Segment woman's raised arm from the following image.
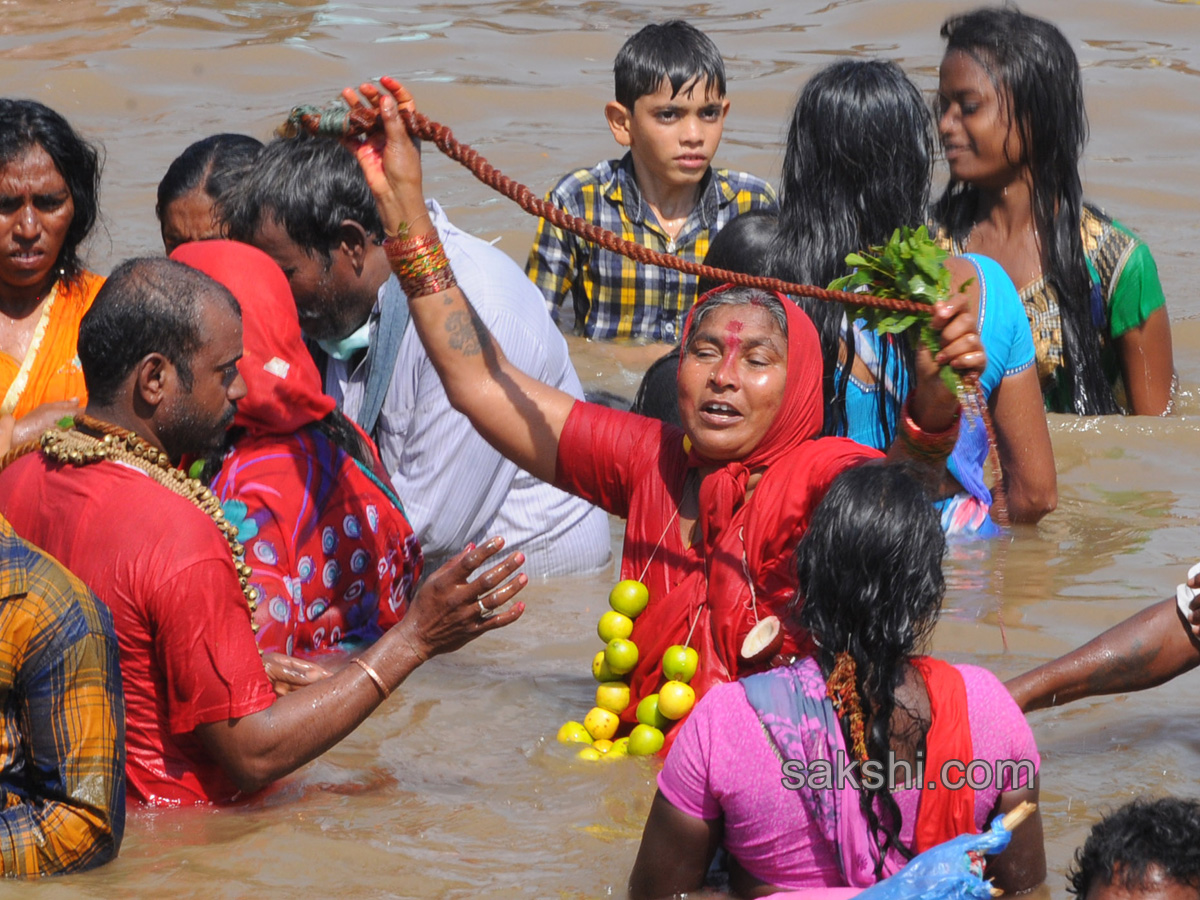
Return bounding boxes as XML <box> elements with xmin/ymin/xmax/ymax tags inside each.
<box><xmin>342</xmin><ymin>78</ymin><xmax>575</xmax><ymax>485</ymax></box>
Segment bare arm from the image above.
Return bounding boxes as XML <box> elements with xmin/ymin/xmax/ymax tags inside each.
<box><xmin>1005</xmin><ymin>598</ymin><xmax>1200</xmax><ymax>713</ymax></box>
<box><xmin>1115</xmin><ymin>306</ymin><xmax>1174</xmax><ymax>415</ymax></box>
<box><xmin>342</xmin><ymin>79</ymin><xmax>573</xmax><ymax>486</ymax></box>
<box><xmin>989</xmin><ymin>366</ymin><xmax>1056</xmax><ymax>524</ymax></box>
<box><xmin>986</xmin><ymin>781</ymin><xmax>1045</xmax><ymax>895</ymax></box>
<box><xmin>628</xmin><ymin>790</ymin><xmax>722</xmax><ymax>900</ymax></box>
<box><xmin>196</xmin><ymin>540</ymin><xmax>526</xmax><ymax>794</ymax></box>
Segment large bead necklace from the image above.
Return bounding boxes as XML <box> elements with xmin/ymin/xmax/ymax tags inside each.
<box><xmin>39</xmin><ymin>414</ymin><xmax>261</xmax><ymax>629</ymax></box>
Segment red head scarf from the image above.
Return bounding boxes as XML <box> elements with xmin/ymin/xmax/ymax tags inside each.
<box><xmin>678</xmin><ymin>286</ymin><xmax>827</xmax><ymax>565</ymax></box>
<box><xmin>616</xmin><ymin>287</ymin><xmax>882</xmax><ymax>743</ymax></box>
<box><xmin>170</xmin><ymin>240</ymin><xmax>336</xmax><ymax>436</ymax></box>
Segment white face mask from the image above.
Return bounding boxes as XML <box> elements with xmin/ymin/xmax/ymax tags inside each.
<box><xmin>315</xmin><ymin>319</ymin><xmax>371</xmax><ymax>361</ymax></box>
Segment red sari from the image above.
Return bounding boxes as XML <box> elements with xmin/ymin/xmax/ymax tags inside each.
<box><xmin>555</xmin><ymin>294</ymin><xmax>882</xmax><ymax>735</ymax></box>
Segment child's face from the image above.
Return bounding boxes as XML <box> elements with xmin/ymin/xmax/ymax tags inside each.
<box><xmin>606</xmin><ymin>77</ymin><xmax>729</xmax><ymax>193</ymax></box>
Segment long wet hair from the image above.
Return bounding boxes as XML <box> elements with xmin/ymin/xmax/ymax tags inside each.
<box><xmin>794</xmin><ymin>464</ymin><xmax>946</xmax><ymax>872</ymax></box>
<box><xmin>932</xmin><ymin>7</ymin><xmax>1118</xmax><ymax>415</ymax></box>
<box><xmin>0</xmin><ymin>99</ymin><xmax>101</xmax><ymax>287</ymax></box>
<box><xmin>767</xmin><ymin>59</ymin><xmax>928</xmax><ymax>439</ymax></box>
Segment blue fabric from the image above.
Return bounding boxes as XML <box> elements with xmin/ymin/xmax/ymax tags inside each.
<box><xmin>841</xmin><ymin>255</ymin><xmax>1035</xmax><ymax>526</ymax></box>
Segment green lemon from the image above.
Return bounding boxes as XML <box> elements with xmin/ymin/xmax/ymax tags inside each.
<box><xmin>635</xmin><ymin>693</ymin><xmax>670</xmax><ymax>730</ymax></box>
<box><xmin>608</xmin><ymin>579</ymin><xmax>650</xmax><ymax>618</ymax></box>
<box><xmin>627</xmin><ymin>724</ymin><xmax>665</xmax><ymax>756</ymax></box>
<box><xmin>604</xmin><ymin>638</ymin><xmax>639</xmax><ymax>675</ymax></box>
<box><xmin>661</xmin><ymin>645</ymin><xmax>699</xmax><ymax>683</ymax></box>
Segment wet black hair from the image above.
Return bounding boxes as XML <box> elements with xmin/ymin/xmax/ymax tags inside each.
<box><xmin>767</xmin><ymin>59</ymin><xmax>929</xmax><ymax>440</ymax></box>
<box><xmin>155</xmin><ymin>133</ymin><xmax>264</xmax><ymax>224</ymax></box>
<box><xmin>932</xmin><ymin>7</ymin><xmax>1118</xmax><ymax>415</ymax></box>
<box><xmin>1068</xmin><ymin>797</ymin><xmax>1200</xmax><ymax>898</ymax></box>
<box><xmin>632</xmin><ymin>213</ymin><xmax>779</xmax><ymax>427</ymax></box>
<box><xmin>79</xmin><ymin>258</ymin><xmax>240</xmax><ymax>406</ymax></box>
<box><xmin>794</xmin><ymin>463</ymin><xmax>946</xmax><ymax>875</ymax></box>
<box><xmin>219</xmin><ymin>135</ymin><xmax>384</xmax><ymax>261</ymax></box>
<box><xmin>614</xmin><ymin>20</ymin><xmax>727</xmax><ymax>110</ymax></box>
<box><xmin>0</xmin><ymin>98</ymin><xmax>101</xmax><ymax>286</ymax></box>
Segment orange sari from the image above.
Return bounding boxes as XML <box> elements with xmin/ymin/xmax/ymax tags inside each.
<box><xmin>0</xmin><ymin>271</ymin><xmax>104</xmax><ymax>420</ymax></box>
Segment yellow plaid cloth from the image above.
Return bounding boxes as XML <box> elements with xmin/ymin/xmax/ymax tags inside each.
<box><xmin>0</xmin><ymin>515</ymin><xmax>124</xmax><ymax>877</ymax></box>
<box><xmin>526</xmin><ymin>153</ymin><xmax>776</xmax><ymax>342</ymax></box>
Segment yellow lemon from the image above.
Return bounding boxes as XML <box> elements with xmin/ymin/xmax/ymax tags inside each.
<box><xmin>577</xmin><ymin>746</ymin><xmax>603</xmax><ymax>761</ymax></box>
<box><xmin>657</xmin><ymin>681</ymin><xmax>695</xmax><ymax>720</ymax></box>
<box><xmin>556</xmin><ymin>721</ymin><xmax>591</xmax><ymax>744</ymax></box>
<box><xmin>596</xmin><ymin>681</ymin><xmax>631</xmax><ymax>714</ymax></box>
<box><xmin>592</xmin><ymin>739</ymin><xmax>614</xmax><ymax>754</ymax></box>
<box><xmin>627</xmin><ymin>724</ymin><xmax>665</xmax><ymax>756</ymax></box>
<box><xmin>597</xmin><ymin>610</ymin><xmax>634</xmax><ymax>643</ymax></box>
<box><xmin>608</xmin><ymin>737</ymin><xmax>630</xmax><ymax>758</ymax></box>
<box><xmin>592</xmin><ymin>650</ymin><xmax>621</xmax><ymax>683</ymax></box>
<box><xmin>605</xmin><ymin>638</ymin><xmax>639</xmax><ymax>675</ymax></box>
<box><xmin>583</xmin><ymin>706</ymin><xmax>620</xmax><ymax>741</ymax></box>
<box><xmin>608</xmin><ymin>579</ymin><xmax>650</xmax><ymax>618</ymax></box>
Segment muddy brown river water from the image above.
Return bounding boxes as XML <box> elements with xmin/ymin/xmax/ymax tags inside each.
<box><xmin>3</xmin><ymin>1</ymin><xmax>1200</xmax><ymax>897</ymax></box>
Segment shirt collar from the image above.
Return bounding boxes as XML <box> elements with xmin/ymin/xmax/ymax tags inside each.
<box><xmin>604</xmin><ymin>151</ymin><xmax>727</xmax><ymax>233</ymax></box>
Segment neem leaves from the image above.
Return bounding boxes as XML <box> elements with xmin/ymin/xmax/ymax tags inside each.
<box><xmin>829</xmin><ymin>225</ymin><xmax>973</xmax><ymax>394</ymax></box>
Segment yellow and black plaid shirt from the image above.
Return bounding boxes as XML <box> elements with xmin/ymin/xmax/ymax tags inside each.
<box><xmin>526</xmin><ymin>153</ymin><xmax>776</xmax><ymax>342</ymax></box>
<box><xmin>0</xmin><ymin>516</ymin><xmax>124</xmax><ymax>877</ymax></box>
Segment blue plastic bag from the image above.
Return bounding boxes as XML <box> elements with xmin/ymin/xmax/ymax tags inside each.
<box><xmin>852</xmin><ymin>813</ymin><xmax>1014</xmax><ymax>900</ymax></box>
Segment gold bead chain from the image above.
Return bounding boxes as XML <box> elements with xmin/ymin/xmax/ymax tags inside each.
<box><xmin>39</xmin><ymin>414</ymin><xmax>261</xmax><ymax>632</ymax></box>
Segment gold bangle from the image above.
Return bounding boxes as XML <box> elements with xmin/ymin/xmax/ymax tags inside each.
<box><xmin>352</xmin><ymin>657</ymin><xmax>391</xmax><ymax>699</ymax></box>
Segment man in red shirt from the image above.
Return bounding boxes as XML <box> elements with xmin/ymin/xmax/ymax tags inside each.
<box><xmin>0</xmin><ymin>258</ymin><xmax>526</xmax><ymax>805</ymax></box>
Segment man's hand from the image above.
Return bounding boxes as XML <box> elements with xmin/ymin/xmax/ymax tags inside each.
<box><xmin>403</xmin><ymin>537</ymin><xmax>527</xmax><ymax>660</ymax></box>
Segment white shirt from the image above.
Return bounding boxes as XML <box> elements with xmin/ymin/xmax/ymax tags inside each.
<box><xmin>327</xmin><ymin>200</ymin><xmax>611</xmax><ymax>578</ymax></box>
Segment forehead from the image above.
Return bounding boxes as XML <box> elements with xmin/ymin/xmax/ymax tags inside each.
<box><xmin>637</xmin><ymin>76</ymin><xmax>724</xmax><ymax>108</ymax></box>
<box><xmin>0</xmin><ymin>144</ymin><xmax>67</xmax><ymax>190</ymax></box>
<box><xmin>195</xmin><ymin>289</ymin><xmax>243</xmax><ymax>356</ymax></box>
<box><xmin>939</xmin><ymin>49</ymin><xmax>997</xmax><ymax>90</ymax></box>
<box><xmin>252</xmin><ymin>216</ymin><xmax>314</xmax><ymax>267</ymax></box>
<box><xmin>694</xmin><ymin>302</ymin><xmax>785</xmax><ymax>343</ymax></box>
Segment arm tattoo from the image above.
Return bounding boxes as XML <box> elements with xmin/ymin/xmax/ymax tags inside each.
<box><xmin>445</xmin><ymin>309</ymin><xmax>483</xmax><ymax>357</ymax></box>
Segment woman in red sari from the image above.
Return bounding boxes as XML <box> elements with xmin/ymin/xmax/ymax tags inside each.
<box><xmin>339</xmin><ymin>78</ymin><xmax>985</xmax><ymax>738</ymax></box>
<box><xmin>171</xmin><ymin>240</ymin><xmax>422</xmax><ymax>658</ymax></box>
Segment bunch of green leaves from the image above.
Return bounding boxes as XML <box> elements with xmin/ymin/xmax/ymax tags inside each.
<box><xmin>828</xmin><ymin>225</ymin><xmax>971</xmax><ymax>393</ymax></box>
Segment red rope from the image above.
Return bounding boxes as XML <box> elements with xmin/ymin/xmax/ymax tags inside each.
<box><xmin>289</xmin><ymin>103</ymin><xmax>1007</xmax><ymax>523</ymax></box>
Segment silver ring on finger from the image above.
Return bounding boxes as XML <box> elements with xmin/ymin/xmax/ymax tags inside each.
<box><xmin>478</xmin><ymin>599</ymin><xmax>488</xmax><ymax>618</ymax></box>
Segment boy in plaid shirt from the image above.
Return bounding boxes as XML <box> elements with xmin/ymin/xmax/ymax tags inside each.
<box><xmin>526</xmin><ymin>20</ymin><xmax>776</xmax><ymax>343</ymax></box>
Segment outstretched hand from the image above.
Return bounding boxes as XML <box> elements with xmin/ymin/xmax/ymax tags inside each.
<box><xmin>404</xmin><ymin>537</ymin><xmax>527</xmax><ymax>660</ymax></box>
<box><xmin>339</xmin><ymin>75</ymin><xmax>427</xmax><ymax>236</ymax></box>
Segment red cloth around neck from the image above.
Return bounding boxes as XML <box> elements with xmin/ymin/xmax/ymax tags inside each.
<box><xmin>170</xmin><ymin>240</ymin><xmax>336</xmax><ymax>436</ymax></box>
<box><xmin>601</xmin><ymin>291</ymin><xmax>882</xmax><ymax>744</ymax></box>
<box><xmin>910</xmin><ymin>656</ymin><xmax>977</xmax><ymax>853</ymax></box>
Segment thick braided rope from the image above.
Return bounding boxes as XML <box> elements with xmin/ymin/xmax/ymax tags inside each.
<box><xmin>287</xmin><ymin>102</ymin><xmax>1006</xmax><ymax>522</ymax></box>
